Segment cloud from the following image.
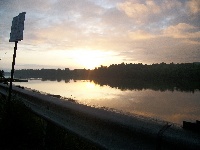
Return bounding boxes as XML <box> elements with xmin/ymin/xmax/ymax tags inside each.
<box><xmin>161</xmin><ymin>0</ymin><xmax>182</xmax><ymax>10</ymax></box>
<box><xmin>1</xmin><ymin>0</ymin><xmax>200</xmax><ymax>70</ymax></box>
<box><xmin>117</xmin><ymin>0</ymin><xmax>185</xmax><ymax>25</ymax></box>
<box><xmin>128</xmin><ymin>30</ymin><xmax>156</xmax><ymax>40</ymax></box>
<box><xmin>117</xmin><ymin>0</ymin><xmax>160</xmax><ymax>24</ymax></box>
<box><xmin>187</xmin><ymin>0</ymin><xmax>200</xmax><ymax>14</ymax></box>
<box><xmin>163</xmin><ymin>23</ymin><xmax>200</xmax><ymax>44</ymax></box>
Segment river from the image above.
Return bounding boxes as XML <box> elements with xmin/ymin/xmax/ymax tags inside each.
<box><xmin>15</xmin><ymin>79</ymin><xmax>200</xmax><ymax>125</ymax></box>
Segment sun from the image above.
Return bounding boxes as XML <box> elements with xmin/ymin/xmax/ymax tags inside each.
<box><xmin>71</xmin><ymin>49</ymin><xmax>107</xmax><ymax>69</ymax></box>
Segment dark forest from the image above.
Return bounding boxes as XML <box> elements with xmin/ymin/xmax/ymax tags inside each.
<box><xmin>14</xmin><ymin>62</ymin><xmax>200</xmax><ymax>82</ymax></box>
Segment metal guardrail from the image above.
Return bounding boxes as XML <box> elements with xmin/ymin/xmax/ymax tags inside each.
<box><xmin>0</xmin><ymin>83</ymin><xmax>200</xmax><ymax>149</ymax></box>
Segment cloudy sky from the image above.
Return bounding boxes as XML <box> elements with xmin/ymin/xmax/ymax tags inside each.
<box><xmin>0</xmin><ymin>0</ymin><xmax>200</xmax><ymax>71</ymax></box>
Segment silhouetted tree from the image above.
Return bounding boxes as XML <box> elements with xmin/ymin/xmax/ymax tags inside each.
<box><xmin>0</xmin><ymin>70</ymin><xmax>4</xmax><ymax>78</ymax></box>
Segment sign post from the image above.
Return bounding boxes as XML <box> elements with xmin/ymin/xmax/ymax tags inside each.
<box><xmin>8</xmin><ymin>12</ymin><xmax>26</xmax><ymax>101</ymax></box>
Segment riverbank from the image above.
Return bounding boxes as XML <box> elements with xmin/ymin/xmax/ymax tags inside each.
<box><xmin>0</xmin><ymin>94</ymin><xmax>100</xmax><ymax>150</ymax></box>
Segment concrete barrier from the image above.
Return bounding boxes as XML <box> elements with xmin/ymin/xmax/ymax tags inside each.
<box><xmin>0</xmin><ymin>83</ymin><xmax>200</xmax><ymax>149</ymax></box>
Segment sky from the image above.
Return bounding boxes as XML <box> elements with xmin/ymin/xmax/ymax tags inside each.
<box><xmin>0</xmin><ymin>0</ymin><xmax>200</xmax><ymax>71</ymax></box>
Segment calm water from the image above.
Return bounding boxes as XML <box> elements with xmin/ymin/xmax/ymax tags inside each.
<box><xmin>15</xmin><ymin>79</ymin><xmax>200</xmax><ymax>125</ymax></box>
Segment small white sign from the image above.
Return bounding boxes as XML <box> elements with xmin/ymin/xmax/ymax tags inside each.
<box><xmin>9</xmin><ymin>12</ymin><xmax>26</xmax><ymax>42</ymax></box>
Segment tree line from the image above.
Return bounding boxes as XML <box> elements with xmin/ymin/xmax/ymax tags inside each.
<box><xmin>13</xmin><ymin>62</ymin><xmax>200</xmax><ymax>82</ymax></box>
<box><xmin>89</xmin><ymin>62</ymin><xmax>200</xmax><ymax>82</ymax></box>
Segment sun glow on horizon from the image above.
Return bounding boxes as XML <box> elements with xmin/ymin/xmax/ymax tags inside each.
<box><xmin>70</xmin><ymin>49</ymin><xmax>113</xmax><ymax>69</ymax></box>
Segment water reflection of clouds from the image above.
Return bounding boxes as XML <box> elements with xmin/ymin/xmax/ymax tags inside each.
<box><xmin>90</xmin><ymin>89</ymin><xmax>200</xmax><ymax>124</ymax></box>
<box><xmin>119</xmin><ymin>90</ymin><xmax>200</xmax><ymax>124</ymax></box>
<box><xmin>16</xmin><ymin>80</ymin><xmax>200</xmax><ymax>125</ymax></box>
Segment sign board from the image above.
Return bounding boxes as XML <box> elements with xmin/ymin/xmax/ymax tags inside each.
<box><xmin>9</xmin><ymin>12</ymin><xmax>26</xmax><ymax>42</ymax></box>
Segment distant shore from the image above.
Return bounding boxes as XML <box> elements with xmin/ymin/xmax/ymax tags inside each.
<box><xmin>11</xmin><ymin>62</ymin><xmax>199</xmax><ymax>81</ymax></box>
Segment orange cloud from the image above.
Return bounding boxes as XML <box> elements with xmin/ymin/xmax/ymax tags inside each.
<box><xmin>187</xmin><ymin>0</ymin><xmax>200</xmax><ymax>14</ymax></box>
<box><xmin>117</xmin><ymin>1</ymin><xmax>160</xmax><ymax>23</ymax></box>
<box><xmin>163</xmin><ymin>23</ymin><xmax>200</xmax><ymax>39</ymax></box>
<box><xmin>129</xmin><ymin>30</ymin><xmax>156</xmax><ymax>40</ymax></box>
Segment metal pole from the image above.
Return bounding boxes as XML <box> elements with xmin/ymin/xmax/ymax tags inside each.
<box><xmin>8</xmin><ymin>41</ymin><xmax>18</xmax><ymax>101</ymax></box>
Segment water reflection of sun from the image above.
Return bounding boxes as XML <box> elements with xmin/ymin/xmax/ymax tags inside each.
<box><xmin>85</xmin><ymin>82</ymin><xmax>96</xmax><ymax>89</ymax></box>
